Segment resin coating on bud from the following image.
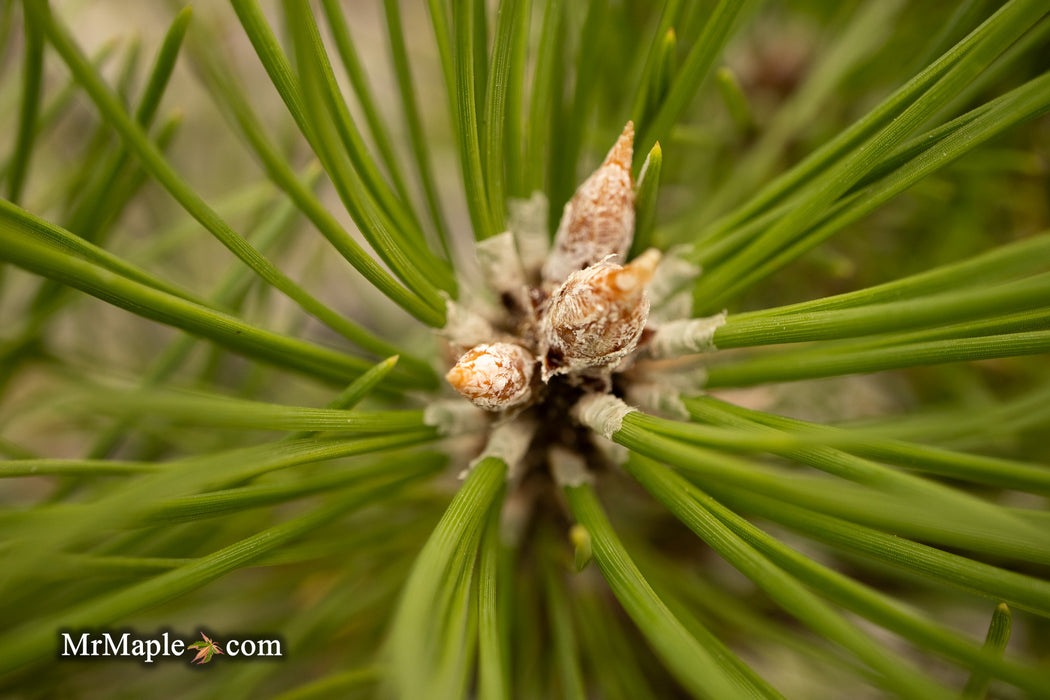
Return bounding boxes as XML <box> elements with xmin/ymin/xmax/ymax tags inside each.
<box><xmin>541</xmin><ymin>252</ymin><xmax>659</xmax><ymax>380</ymax></box>
<box><xmin>445</xmin><ymin>342</ymin><xmax>536</xmax><ymax>411</ymax></box>
<box><xmin>542</xmin><ymin>122</ymin><xmax>636</xmax><ymax>285</ymax></box>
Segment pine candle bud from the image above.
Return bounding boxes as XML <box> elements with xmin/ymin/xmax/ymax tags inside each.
<box><xmin>542</xmin><ymin>122</ymin><xmax>636</xmax><ymax>285</ymax></box>
<box><xmin>446</xmin><ymin>342</ymin><xmax>537</xmax><ymax>411</ymax></box>
<box><xmin>541</xmin><ymin>250</ymin><xmax>660</xmax><ymax>380</ymax></box>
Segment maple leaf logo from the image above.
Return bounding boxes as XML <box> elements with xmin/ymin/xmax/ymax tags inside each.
<box><xmin>187</xmin><ymin>632</ymin><xmax>224</xmax><ymax>664</ymax></box>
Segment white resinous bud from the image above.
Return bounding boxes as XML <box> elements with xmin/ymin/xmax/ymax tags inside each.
<box><xmin>541</xmin><ymin>250</ymin><xmax>660</xmax><ymax>380</ymax></box>
<box><xmin>542</xmin><ymin>122</ymin><xmax>636</xmax><ymax>286</ymax></box>
<box><xmin>445</xmin><ymin>342</ymin><xmax>537</xmax><ymax>411</ymax></box>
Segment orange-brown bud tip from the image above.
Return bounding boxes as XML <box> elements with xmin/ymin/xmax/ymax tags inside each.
<box><xmin>624</xmin><ymin>248</ymin><xmax>661</xmax><ymax>286</ymax></box>
<box><xmin>602</xmin><ymin>121</ymin><xmax>635</xmax><ymax>172</ymax></box>
<box><xmin>446</xmin><ymin>342</ymin><xmax>536</xmax><ymax>411</ymax></box>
